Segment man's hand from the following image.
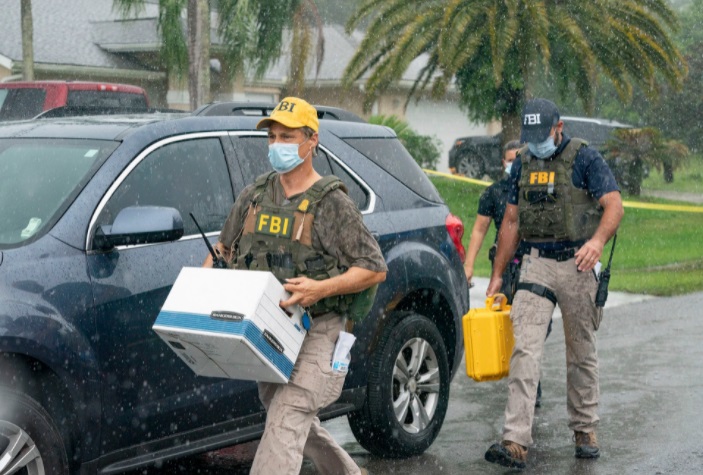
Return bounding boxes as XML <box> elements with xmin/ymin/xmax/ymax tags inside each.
<box><xmin>281</xmin><ymin>276</ymin><xmax>327</xmax><ymax>308</ymax></box>
<box><xmin>575</xmin><ymin>190</ymin><xmax>623</xmax><ymax>272</ymax></box>
<box><xmin>574</xmin><ymin>239</ymin><xmax>604</xmax><ymax>272</ymax></box>
<box><xmin>464</xmin><ymin>264</ymin><xmax>474</xmax><ymax>286</ymax></box>
<box><xmin>486</xmin><ymin>276</ymin><xmax>503</xmax><ymax>298</ymax></box>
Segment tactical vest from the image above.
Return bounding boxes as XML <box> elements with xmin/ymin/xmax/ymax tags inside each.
<box><xmin>517</xmin><ymin>139</ymin><xmax>603</xmax><ymax>242</ymax></box>
<box><xmin>233</xmin><ymin>172</ymin><xmax>377</xmax><ymax>322</ymax></box>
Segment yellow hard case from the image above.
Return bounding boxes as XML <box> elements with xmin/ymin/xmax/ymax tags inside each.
<box><xmin>463</xmin><ymin>294</ymin><xmax>514</xmax><ymax>382</ymax></box>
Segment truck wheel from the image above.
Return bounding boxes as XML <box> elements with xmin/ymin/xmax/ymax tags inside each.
<box><xmin>0</xmin><ymin>389</ymin><xmax>68</xmax><ymax>475</ymax></box>
<box><xmin>348</xmin><ymin>312</ymin><xmax>450</xmax><ymax>458</ymax></box>
<box><xmin>457</xmin><ymin>153</ymin><xmax>485</xmax><ymax>179</ymax></box>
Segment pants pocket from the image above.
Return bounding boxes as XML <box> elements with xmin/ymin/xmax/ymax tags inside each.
<box><xmin>589</xmin><ymin>271</ymin><xmax>603</xmax><ymax>331</ymax></box>
<box><xmin>286</xmin><ymin>360</ymin><xmax>325</xmax><ymax>412</ymax></box>
<box><xmin>312</xmin><ymin>350</ymin><xmax>347</xmax><ymax>409</ymax></box>
<box><xmin>593</xmin><ymin>307</ymin><xmax>604</xmax><ymax>331</ymax></box>
<box><xmin>320</xmin><ymin>369</ymin><xmax>346</xmax><ymax>409</ymax></box>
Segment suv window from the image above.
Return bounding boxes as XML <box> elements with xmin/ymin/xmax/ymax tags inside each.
<box><xmin>96</xmin><ymin>138</ymin><xmax>233</xmax><ymax>238</ymax></box>
<box><xmin>0</xmin><ymin>88</ymin><xmax>47</xmax><ymax>120</ymax></box>
<box><xmin>233</xmin><ymin>136</ymin><xmax>370</xmax><ymax>210</ymax></box>
<box><xmin>67</xmin><ymin>90</ymin><xmax>148</xmax><ymax>110</ymax></box>
<box><xmin>324</xmin><ymin>153</ymin><xmax>370</xmax><ymax>210</ymax></box>
<box><xmin>344</xmin><ymin>138</ymin><xmax>442</xmax><ymax>203</ymax></box>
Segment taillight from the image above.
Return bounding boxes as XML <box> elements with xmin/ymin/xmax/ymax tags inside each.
<box><xmin>445</xmin><ymin>213</ymin><xmax>465</xmax><ymax>263</ymax></box>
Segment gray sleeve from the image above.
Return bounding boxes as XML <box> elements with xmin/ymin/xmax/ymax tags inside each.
<box><xmin>313</xmin><ymin>189</ymin><xmax>388</xmax><ymax>273</ymax></box>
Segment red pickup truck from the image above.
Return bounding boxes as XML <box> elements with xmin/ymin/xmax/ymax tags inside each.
<box><xmin>0</xmin><ymin>81</ymin><xmax>149</xmax><ymax>121</ymax></box>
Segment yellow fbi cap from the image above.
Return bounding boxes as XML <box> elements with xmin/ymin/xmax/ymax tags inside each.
<box><xmin>256</xmin><ymin>97</ymin><xmax>319</xmax><ymax>132</ymax></box>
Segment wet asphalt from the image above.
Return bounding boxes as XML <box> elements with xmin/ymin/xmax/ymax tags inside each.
<box><xmin>127</xmin><ymin>290</ymin><xmax>703</xmax><ymax>475</ymax></box>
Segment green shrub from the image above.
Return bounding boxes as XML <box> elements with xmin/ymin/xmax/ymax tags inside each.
<box><xmin>368</xmin><ymin>114</ymin><xmax>441</xmax><ymax>170</ymax></box>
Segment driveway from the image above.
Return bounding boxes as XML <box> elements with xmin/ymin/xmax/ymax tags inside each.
<box><xmin>128</xmin><ymin>289</ymin><xmax>703</xmax><ymax>474</ymax></box>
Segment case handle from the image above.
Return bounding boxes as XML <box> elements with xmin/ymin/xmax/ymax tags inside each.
<box><xmin>485</xmin><ymin>293</ymin><xmax>509</xmax><ymax>311</ymax></box>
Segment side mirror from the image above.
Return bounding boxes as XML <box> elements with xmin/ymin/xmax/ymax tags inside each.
<box><xmin>94</xmin><ymin>206</ymin><xmax>184</xmax><ymax>250</ymax></box>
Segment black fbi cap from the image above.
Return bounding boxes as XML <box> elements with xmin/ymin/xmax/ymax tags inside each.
<box><xmin>520</xmin><ymin>98</ymin><xmax>560</xmax><ymax>143</ymax></box>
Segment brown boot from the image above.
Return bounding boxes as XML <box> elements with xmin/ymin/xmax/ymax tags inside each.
<box><xmin>574</xmin><ymin>431</ymin><xmax>600</xmax><ymax>459</ymax></box>
<box><xmin>485</xmin><ymin>440</ymin><xmax>528</xmax><ymax>469</ymax></box>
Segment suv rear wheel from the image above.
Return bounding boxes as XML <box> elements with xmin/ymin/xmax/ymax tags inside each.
<box><xmin>456</xmin><ymin>151</ymin><xmax>486</xmax><ymax>179</ymax></box>
<box><xmin>0</xmin><ymin>389</ymin><xmax>68</xmax><ymax>475</ymax></box>
<box><xmin>348</xmin><ymin>312</ymin><xmax>450</xmax><ymax>457</ymax></box>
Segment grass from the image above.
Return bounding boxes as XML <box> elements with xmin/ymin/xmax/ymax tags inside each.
<box><xmin>642</xmin><ymin>155</ymin><xmax>703</xmax><ymax>194</ymax></box>
<box><xmin>432</xmin><ymin>176</ymin><xmax>703</xmax><ymax>296</ymax></box>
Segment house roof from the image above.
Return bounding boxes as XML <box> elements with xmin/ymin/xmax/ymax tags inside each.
<box><xmin>0</xmin><ymin>0</ymin><xmax>434</xmax><ymax>88</ymax></box>
<box><xmin>0</xmin><ymin>0</ymin><xmax>159</xmax><ymax>73</ymax></box>
<box><xmin>245</xmin><ymin>25</ymin><xmax>437</xmax><ymax>88</ymax></box>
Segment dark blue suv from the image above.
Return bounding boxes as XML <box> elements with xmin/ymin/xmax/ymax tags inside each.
<box><xmin>0</xmin><ymin>112</ymin><xmax>469</xmax><ymax>474</ymax></box>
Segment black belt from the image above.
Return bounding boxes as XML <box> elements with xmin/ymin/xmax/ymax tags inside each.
<box><xmin>537</xmin><ymin>247</ymin><xmax>577</xmax><ymax>261</ymax></box>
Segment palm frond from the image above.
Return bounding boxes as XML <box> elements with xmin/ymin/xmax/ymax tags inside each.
<box><xmin>343</xmin><ymin>0</ymin><xmax>686</xmax><ymax>123</ymax></box>
<box><xmin>157</xmin><ymin>0</ymin><xmax>188</xmax><ymax>76</ymax></box>
<box><xmin>112</xmin><ymin>0</ymin><xmax>146</xmax><ymax>18</ymax></box>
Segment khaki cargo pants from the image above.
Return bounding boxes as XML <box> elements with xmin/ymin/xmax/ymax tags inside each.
<box><xmin>502</xmin><ymin>248</ymin><xmax>603</xmax><ymax>447</ymax></box>
<box><xmin>250</xmin><ymin>313</ymin><xmax>360</xmax><ymax>475</ymax></box>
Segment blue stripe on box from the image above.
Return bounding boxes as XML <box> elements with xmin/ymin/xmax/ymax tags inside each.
<box><xmin>154</xmin><ymin>310</ymin><xmax>293</xmax><ymax>378</ymax></box>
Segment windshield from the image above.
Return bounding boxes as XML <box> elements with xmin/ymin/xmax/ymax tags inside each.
<box><xmin>0</xmin><ymin>138</ymin><xmax>117</xmax><ymax>248</ymax></box>
<box><xmin>0</xmin><ymin>88</ymin><xmax>47</xmax><ymax>121</ymax></box>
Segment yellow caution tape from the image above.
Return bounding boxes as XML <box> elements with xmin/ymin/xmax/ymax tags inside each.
<box><xmin>620</xmin><ymin>201</ymin><xmax>703</xmax><ymax>213</ymax></box>
<box><xmin>424</xmin><ymin>169</ymin><xmax>703</xmax><ymax>214</ymax></box>
<box><xmin>423</xmin><ymin>169</ymin><xmax>493</xmax><ymax>186</ymax></box>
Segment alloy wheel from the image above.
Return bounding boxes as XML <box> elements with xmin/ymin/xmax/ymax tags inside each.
<box><xmin>392</xmin><ymin>337</ymin><xmax>441</xmax><ymax>434</ymax></box>
<box><xmin>0</xmin><ymin>420</ymin><xmax>45</xmax><ymax>475</ymax></box>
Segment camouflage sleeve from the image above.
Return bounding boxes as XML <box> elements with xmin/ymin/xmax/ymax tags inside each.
<box><xmin>313</xmin><ymin>189</ymin><xmax>388</xmax><ymax>273</ymax></box>
<box><xmin>219</xmin><ymin>184</ymin><xmax>256</xmax><ymax>250</ymax></box>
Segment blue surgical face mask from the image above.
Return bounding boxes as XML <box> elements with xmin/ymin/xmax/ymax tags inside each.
<box><xmin>268</xmin><ymin>139</ymin><xmax>308</xmax><ymax>173</ymax></box>
<box><xmin>528</xmin><ymin>135</ymin><xmax>557</xmax><ymax>159</ymax></box>
<box><xmin>504</xmin><ymin>162</ymin><xmax>513</xmax><ymax>175</ymax></box>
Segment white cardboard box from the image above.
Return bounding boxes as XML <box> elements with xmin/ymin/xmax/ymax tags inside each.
<box><xmin>152</xmin><ymin>267</ymin><xmax>306</xmax><ymax>384</ymax></box>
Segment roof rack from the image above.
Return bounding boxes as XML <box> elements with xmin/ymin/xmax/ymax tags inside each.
<box><xmin>35</xmin><ymin>106</ymin><xmax>185</xmax><ymax>119</ymax></box>
<box><xmin>193</xmin><ymin>102</ymin><xmax>366</xmax><ymax>123</ymax></box>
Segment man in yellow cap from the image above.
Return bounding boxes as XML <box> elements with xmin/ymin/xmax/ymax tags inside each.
<box><xmin>204</xmin><ymin>97</ymin><xmax>386</xmax><ymax>474</ymax></box>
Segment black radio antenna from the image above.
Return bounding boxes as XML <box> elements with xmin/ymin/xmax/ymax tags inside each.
<box><xmin>189</xmin><ymin>213</ymin><xmax>227</xmax><ymax>269</ymax></box>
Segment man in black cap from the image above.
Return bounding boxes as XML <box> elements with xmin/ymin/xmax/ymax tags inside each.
<box><xmin>483</xmin><ymin>98</ymin><xmax>624</xmax><ymax>469</ymax></box>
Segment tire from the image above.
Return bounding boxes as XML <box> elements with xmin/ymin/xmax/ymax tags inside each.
<box><xmin>348</xmin><ymin>312</ymin><xmax>450</xmax><ymax>458</ymax></box>
<box><xmin>0</xmin><ymin>389</ymin><xmax>68</xmax><ymax>475</ymax></box>
<box><xmin>456</xmin><ymin>152</ymin><xmax>486</xmax><ymax>179</ymax></box>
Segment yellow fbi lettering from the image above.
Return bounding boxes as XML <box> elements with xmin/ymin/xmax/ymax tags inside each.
<box><xmin>529</xmin><ymin>171</ymin><xmax>556</xmax><ymax>185</ymax></box>
<box><xmin>256</xmin><ymin>212</ymin><xmax>293</xmax><ymax>238</ymax></box>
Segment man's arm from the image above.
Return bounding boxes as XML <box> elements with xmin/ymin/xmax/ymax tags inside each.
<box><xmin>464</xmin><ymin>215</ymin><xmax>492</xmax><ymax>284</ymax></box>
<box><xmin>574</xmin><ymin>191</ymin><xmax>624</xmax><ymax>272</ymax></box>
<box><xmin>486</xmin><ymin>203</ymin><xmax>520</xmax><ymax>297</ymax></box>
<box><xmin>280</xmin><ymin>267</ymin><xmax>387</xmax><ymax>308</ymax></box>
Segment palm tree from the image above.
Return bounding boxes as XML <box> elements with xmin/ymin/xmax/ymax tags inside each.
<box><xmin>113</xmin><ymin>0</ymin><xmax>324</xmax><ymax>108</ymax></box>
<box><xmin>343</xmin><ymin>0</ymin><xmax>687</xmax><ymax>143</ymax></box>
<box><xmin>21</xmin><ymin>0</ymin><xmax>34</xmax><ymax>81</ymax></box>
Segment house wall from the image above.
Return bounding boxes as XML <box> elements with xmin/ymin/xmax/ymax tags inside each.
<box><xmin>301</xmin><ymin>86</ymin><xmax>500</xmax><ymax>173</ymax></box>
<box><xmin>0</xmin><ymin>66</ymin><xmax>13</xmax><ymax>82</ymax></box>
<box><xmin>406</xmin><ymin>98</ymin><xmax>499</xmax><ymax>172</ymax></box>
